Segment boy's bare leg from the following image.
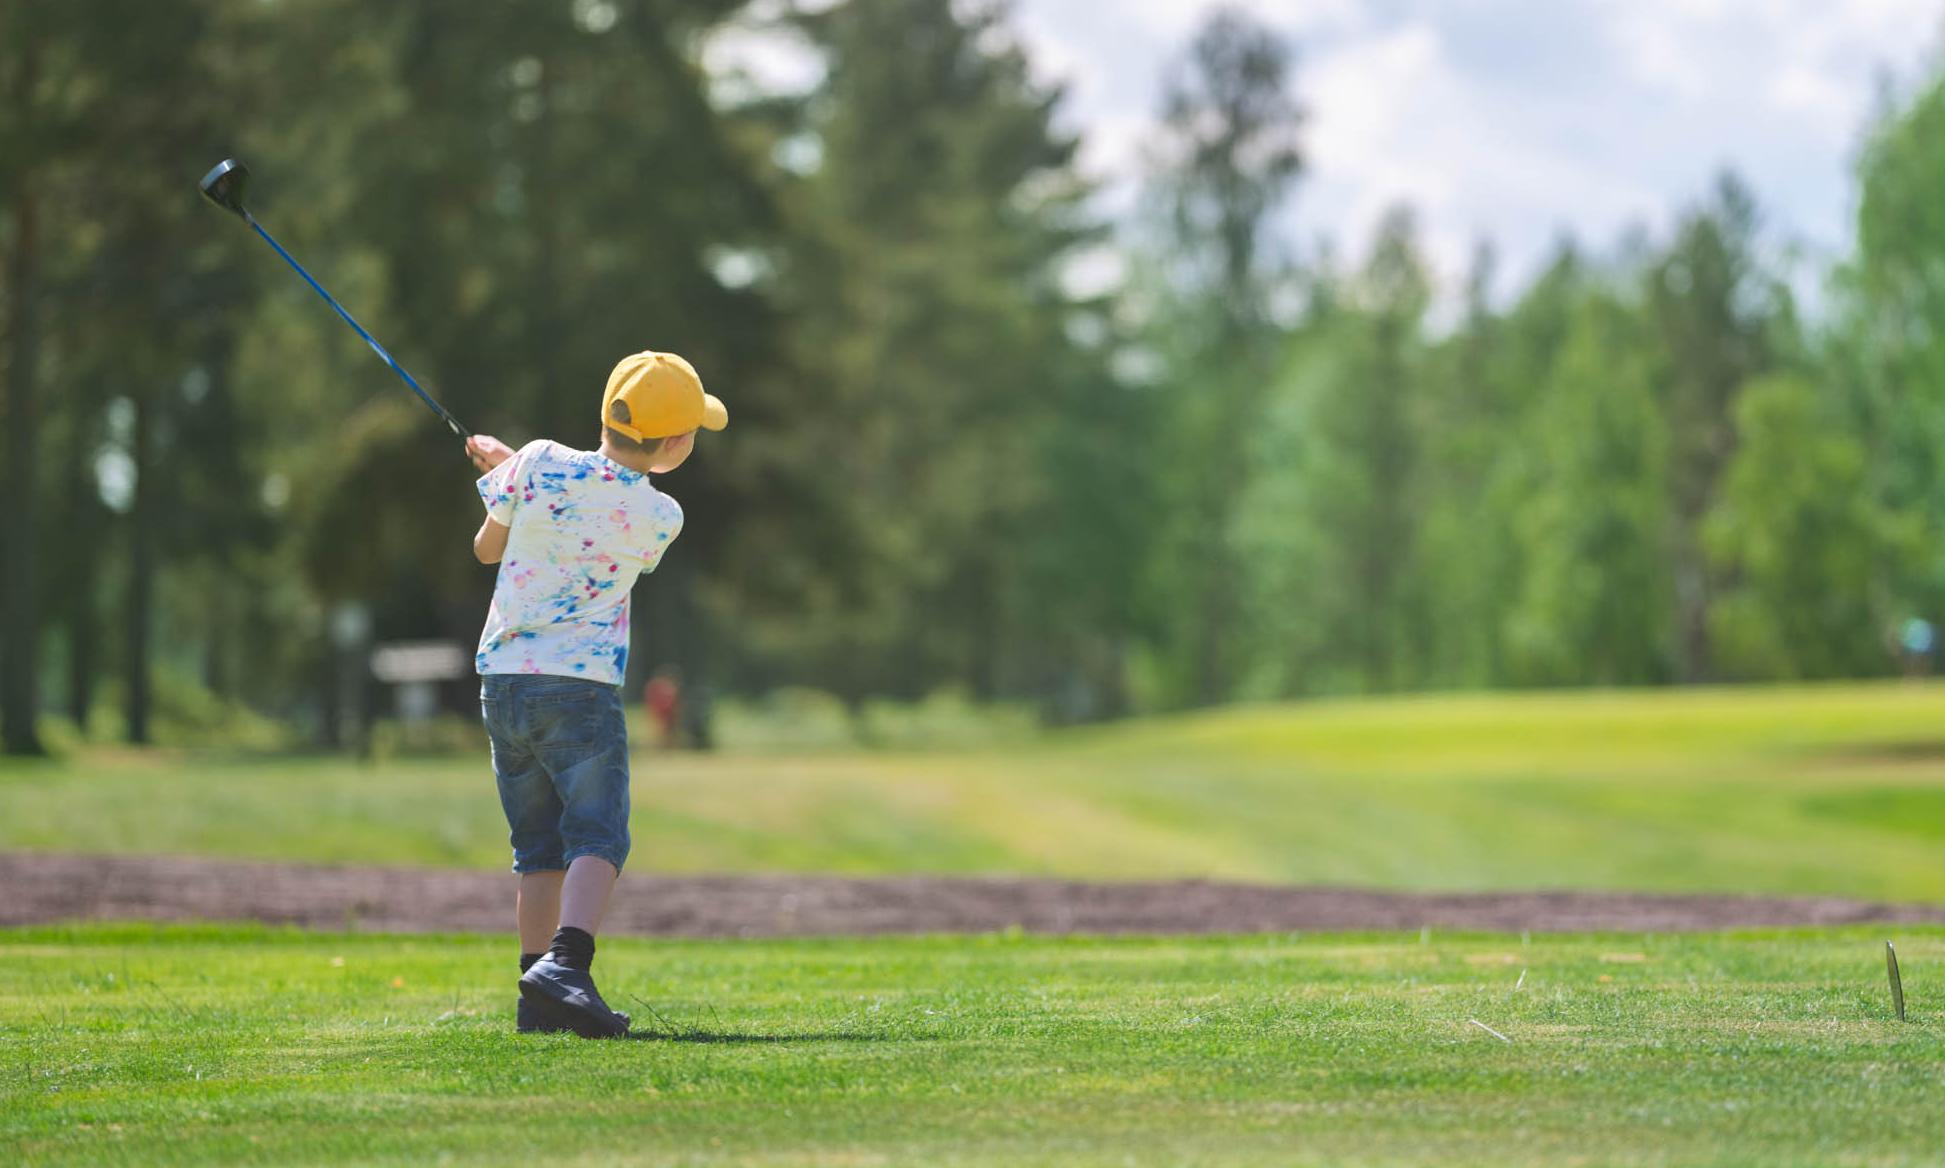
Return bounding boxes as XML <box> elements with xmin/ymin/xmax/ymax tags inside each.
<box><xmin>558</xmin><ymin>855</ymin><xmax>619</xmax><ymax>934</ymax></box>
<box><xmin>517</xmin><ymin>871</ymin><xmax>565</xmax><ymax>954</ymax></box>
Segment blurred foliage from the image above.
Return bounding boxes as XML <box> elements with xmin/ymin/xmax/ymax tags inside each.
<box><xmin>5</xmin><ymin>0</ymin><xmax>1945</xmax><ymax>755</ymax></box>
<box><xmin>714</xmin><ymin>685</ymin><xmax>1039</xmax><ymax>752</ymax></box>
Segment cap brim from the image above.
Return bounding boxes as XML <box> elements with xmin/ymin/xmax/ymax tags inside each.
<box><xmin>701</xmin><ymin>393</ymin><xmax>728</xmax><ymax>432</ymax></box>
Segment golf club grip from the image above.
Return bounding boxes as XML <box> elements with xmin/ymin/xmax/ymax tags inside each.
<box><xmin>245</xmin><ymin>216</ymin><xmax>470</xmax><ymax>438</ymax></box>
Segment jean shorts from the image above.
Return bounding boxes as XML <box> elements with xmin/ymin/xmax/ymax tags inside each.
<box><xmin>480</xmin><ymin>674</ymin><xmax>631</xmax><ymax>874</ymax></box>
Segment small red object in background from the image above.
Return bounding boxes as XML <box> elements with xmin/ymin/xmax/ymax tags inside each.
<box><xmin>645</xmin><ymin>668</ymin><xmax>682</xmax><ymax>749</ymax></box>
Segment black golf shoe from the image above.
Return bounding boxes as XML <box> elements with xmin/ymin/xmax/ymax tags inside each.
<box><xmin>518</xmin><ymin>956</ymin><xmax>631</xmax><ymax>1039</ymax></box>
<box><xmin>516</xmin><ymin>996</ymin><xmax>630</xmax><ymax>1034</ymax></box>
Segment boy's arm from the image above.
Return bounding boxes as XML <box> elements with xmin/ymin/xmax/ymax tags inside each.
<box><xmin>474</xmin><ymin>516</ymin><xmax>510</xmax><ymax>564</ymax></box>
<box><xmin>467</xmin><ymin>434</ymin><xmax>522</xmax><ymax>565</ymax></box>
<box><xmin>638</xmin><ymin>499</ymin><xmax>686</xmax><ymax>573</ymax></box>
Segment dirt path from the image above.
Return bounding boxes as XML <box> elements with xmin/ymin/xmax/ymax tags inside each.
<box><xmin>5</xmin><ymin>853</ymin><xmax>1943</xmax><ymax>936</ymax></box>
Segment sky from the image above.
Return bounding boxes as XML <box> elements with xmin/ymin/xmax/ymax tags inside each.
<box><xmin>709</xmin><ymin>0</ymin><xmax>1945</xmax><ymax>300</ymax></box>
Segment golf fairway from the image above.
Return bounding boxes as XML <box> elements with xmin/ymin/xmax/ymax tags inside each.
<box><xmin>6</xmin><ymin>681</ymin><xmax>1945</xmax><ymax>900</ymax></box>
<box><xmin>2</xmin><ymin>924</ymin><xmax>1939</xmax><ymax>1166</ymax></box>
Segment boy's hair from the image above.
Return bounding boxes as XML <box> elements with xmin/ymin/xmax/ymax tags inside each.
<box><xmin>604</xmin><ymin>401</ymin><xmax>667</xmax><ymax>456</ymax></box>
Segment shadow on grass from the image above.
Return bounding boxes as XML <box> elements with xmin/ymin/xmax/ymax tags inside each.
<box><xmin>622</xmin><ymin>1029</ymin><xmax>915</xmax><ymax>1044</ymax></box>
<box><xmin>621</xmin><ymin>995</ymin><xmax>932</xmax><ymax>1045</ymax></box>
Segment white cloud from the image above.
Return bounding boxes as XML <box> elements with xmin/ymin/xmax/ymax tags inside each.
<box><xmin>694</xmin><ymin>0</ymin><xmax>1945</xmax><ymax>304</ymax></box>
<box><xmin>1299</xmin><ymin>18</ymin><xmax>1663</xmax><ymax>289</ymax></box>
<box><xmin>1602</xmin><ymin>0</ymin><xmax>1943</xmax><ymax>131</ymax></box>
<box><xmin>1301</xmin><ymin>24</ymin><xmax>1462</xmax><ymax>267</ymax></box>
<box><xmin>1118</xmin><ymin>0</ymin><xmax>1365</xmax><ymax>40</ymax></box>
<box><xmin>1006</xmin><ymin>0</ymin><xmax>1945</xmax><ymax>301</ymax></box>
<box><xmin>1770</xmin><ymin>62</ymin><xmax>1857</xmax><ymax>144</ymax></box>
<box><xmin>1604</xmin><ymin>5</ymin><xmax>1712</xmax><ymax>99</ymax></box>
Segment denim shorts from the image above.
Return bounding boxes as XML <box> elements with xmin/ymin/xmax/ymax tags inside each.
<box><xmin>480</xmin><ymin>674</ymin><xmax>631</xmax><ymax>874</ymax></box>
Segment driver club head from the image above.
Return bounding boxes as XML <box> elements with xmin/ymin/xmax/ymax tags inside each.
<box><xmin>199</xmin><ymin>158</ymin><xmax>251</xmax><ymax>218</ymax></box>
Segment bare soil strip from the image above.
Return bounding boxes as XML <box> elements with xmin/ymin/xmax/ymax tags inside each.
<box><xmin>6</xmin><ymin>854</ymin><xmax>1943</xmax><ymax>936</ymax></box>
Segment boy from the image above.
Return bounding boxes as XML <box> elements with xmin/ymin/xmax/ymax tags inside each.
<box><xmin>463</xmin><ymin>350</ymin><xmax>727</xmax><ymax>1038</ymax></box>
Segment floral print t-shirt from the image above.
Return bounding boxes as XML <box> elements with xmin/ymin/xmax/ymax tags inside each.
<box><xmin>475</xmin><ymin>440</ymin><xmax>683</xmax><ymax>685</ymax></box>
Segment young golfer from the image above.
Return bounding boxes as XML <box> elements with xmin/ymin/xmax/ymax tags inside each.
<box><xmin>464</xmin><ymin>350</ymin><xmax>727</xmax><ymax>1037</ymax></box>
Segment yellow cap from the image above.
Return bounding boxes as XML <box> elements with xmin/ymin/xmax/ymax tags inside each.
<box><xmin>601</xmin><ymin>351</ymin><xmax>728</xmax><ymax>440</ymax></box>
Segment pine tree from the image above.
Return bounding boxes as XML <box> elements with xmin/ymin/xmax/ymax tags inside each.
<box><xmin>1141</xmin><ymin>6</ymin><xmax>1302</xmax><ymax>705</ymax></box>
<box><xmin>772</xmin><ymin>0</ymin><xmax>1119</xmax><ymax>710</ymax></box>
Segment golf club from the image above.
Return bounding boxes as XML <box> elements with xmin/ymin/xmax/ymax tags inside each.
<box><xmin>198</xmin><ymin>158</ymin><xmax>470</xmax><ymax>438</ymax></box>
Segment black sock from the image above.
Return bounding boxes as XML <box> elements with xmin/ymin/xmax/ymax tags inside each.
<box><xmin>548</xmin><ymin>926</ymin><xmax>596</xmax><ymax>971</ymax></box>
<box><xmin>519</xmin><ymin>952</ymin><xmax>541</xmax><ymax>973</ymax></box>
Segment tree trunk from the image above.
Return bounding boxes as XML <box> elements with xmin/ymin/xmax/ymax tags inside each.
<box><xmin>317</xmin><ymin>645</ymin><xmax>341</xmax><ymax>750</ymax></box>
<box><xmin>63</xmin><ymin>459</ymin><xmax>97</xmax><ymax>733</ymax></box>
<box><xmin>126</xmin><ymin>384</ymin><xmax>153</xmax><ymax>745</ymax></box>
<box><xmin>67</xmin><ymin>588</ymin><xmax>95</xmax><ymax>731</ymax></box>
<box><xmin>1672</xmin><ymin>547</ymin><xmax>1712</xmax><ymax>684</ymax></box>
<box><xmin>968</xmin><ymin>555</ymin><xmax>1001</xmax><ymax>702</ymax></box>
<box><xmin>1194</xmin><ymin>555</ymin><xmax>1233</xmax><ymax>706</ymax></box>
<box><xmin>204</xmin><ymin>576</ymin><xmax>229</xmax><ymax>698</ymax></box>
<box><xmin>1196</xmin><ymin>401</ymin><xmax>1243</xmax><ymax>707</ymax></box>
<box><xmin>62</xmin><ymin>373</ymin><xmax>99</xmax><ymax>732</ymax></box>
<box><xmin>1</xmin><ymin>152</ymin><xmax>45</xmax><ymax>755</ymax></box>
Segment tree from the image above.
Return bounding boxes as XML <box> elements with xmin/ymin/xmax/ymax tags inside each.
<box><xmin>2</xmin><ymin>0</ymin><xmax>257</xmax><ymax>748</ymax></box>
<box><xmin>767</xmin><ymin>0</ymin><xmax>1120</xmax><ymax>712</ymax></box>
<box><xmin>1507</xmin><ymin>292</ymin><xmax>1671</xmax><ymax>684</ymax></box>
<box><xmin>1437</xmin><ymin>241</ymin><xmax>1592</xmax><ymax>687</ymax></box>
<box><xmin>1255</xmin><ymin>208</ymin><xmax>1429</xmax><ymax>693</ymax></box>
<box><xmin>0</xmin><ymin>2</ymin><xmax>46</xmax><ymax>754</ymax></box>
<box><xmin>1842</xmin><ymin>65</ymin><xmax>1945</xmax><ymax>624</ymax></box>
<box><xmin>1646</xmin><ymin>172</ymin><xmax>1789</xmax><ymax>682</ymax></box>
<box><xmin>1142</xmin><ymin>6</ymin><xmax>1303</xmax><ymax>705</ymax></box>
<box><xmin>67</xmin><ymin>0</ymin><xmax>273</xmax><ymax>742</ymax></box>
<box><xmin>1706</xmin><ymin>373</ymin><xmax>1900</xmax><ymax>679</ymax></box>
<box><xmin>238</xmin><ymin>0</ymin><xmax>784</xmax><ymax>739</ymax></box>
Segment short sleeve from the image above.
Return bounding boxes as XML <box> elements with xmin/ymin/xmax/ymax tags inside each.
<box><xmin>477</xmin><ymin>442</ymin><xmax>540</xmax><ymax>525</ymax></box>
<box><xmin>639</xmin><ymin>498</ymin><xmax>685</xmax><ymax>573</ymax></box>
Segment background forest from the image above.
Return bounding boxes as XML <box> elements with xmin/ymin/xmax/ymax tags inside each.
<box><xmin>6</xmin><ymin>0</ymin><xmax>1945</xmax><ymax>752</ymax></box>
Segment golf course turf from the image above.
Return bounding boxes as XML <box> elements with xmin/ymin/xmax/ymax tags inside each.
<box><xmin>6</xmin><ymin>682</ymin><xmax>1945</xmax><ymax>900</ymax></box>
<box><xmin>5</xmin><ymin>683</ymin><xmax>1945</xmax><ymax>1164</ymax></box>
<box><xmin>2</xmin><ymin>924</ymin><xmax>1939</xmax><ymax>1166</ymax></box>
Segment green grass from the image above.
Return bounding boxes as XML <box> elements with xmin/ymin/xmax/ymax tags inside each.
<box><xmin>1</xmin><ymin>923</ymin><xmax>1938</xmax><ymax>1166</ymax></box>
<box><xmin>5</xmin><ymin>681</ymin><xmax>1945</xmax><ymax>899</ymax></box>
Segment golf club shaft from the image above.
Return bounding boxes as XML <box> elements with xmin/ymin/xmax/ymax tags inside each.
<box><xmin>244</xmin><ymin>212</ymin><xmax>469</xmax><ymax>438</ymax></box>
